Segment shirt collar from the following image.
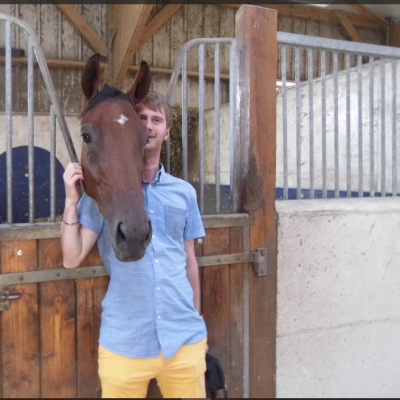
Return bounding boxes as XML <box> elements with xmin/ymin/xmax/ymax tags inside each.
<box><xmin>143</xmin><ymin>163</ymin><xmax>166</xmax><ymax>185</ymax></box>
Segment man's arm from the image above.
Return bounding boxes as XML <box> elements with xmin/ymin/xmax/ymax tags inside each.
<box><xmin>61</xmin><ymin>163</ymin><xmax>98</xmax><ymax>269</ymax></box>
<box><xmin>184</xmin><ymin>239</ymin><xmax>201</xmax><ymax>314</ymax></box>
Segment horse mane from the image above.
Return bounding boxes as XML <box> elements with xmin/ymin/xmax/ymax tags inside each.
<box><xmin>81</xmin><ymin>84</ymin><xmax>134</xmax><ymax>118</ymax></box>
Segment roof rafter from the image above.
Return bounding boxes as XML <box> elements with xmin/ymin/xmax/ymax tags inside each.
<box><xmin>55</xmin><ymin>4</ymin><xmax>106</xmax><ymax>55</ymax></box>
<box><xmin>345</xmin><ymin>3</ymin><xmax>389</xmax><ymax>31</ymax></box>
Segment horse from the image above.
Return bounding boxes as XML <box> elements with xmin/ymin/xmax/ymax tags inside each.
<box><xmin>80</xmin><ymin>53</ymin><xmax>152</xmax><ymax>262</ymax></box>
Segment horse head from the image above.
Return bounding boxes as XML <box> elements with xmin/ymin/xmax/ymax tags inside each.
<box><xmin>80</xmin><ymin>53</ymin><xmax>152</xmax><ymax>262</ymax></box>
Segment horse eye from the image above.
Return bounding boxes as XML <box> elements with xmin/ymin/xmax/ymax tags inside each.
<box><xmin>81</xmin><ymin>133</ymin><xmax>91</xmax><ymax>143</ymax></box>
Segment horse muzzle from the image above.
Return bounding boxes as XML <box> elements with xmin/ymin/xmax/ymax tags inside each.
<box><xmin>109</xmin><ymin>215</ymin><xmax>152</xmax><ymax>262</ymax></box>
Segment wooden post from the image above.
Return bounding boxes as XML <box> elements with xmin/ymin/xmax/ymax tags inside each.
<box><xmin>235</xmin><ymin>5</ymin><xmax>278</xmax><ymax>398</ymax></box>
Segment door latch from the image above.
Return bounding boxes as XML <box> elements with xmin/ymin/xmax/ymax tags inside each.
<box><xmin>0</xmin><ymin>287</ymin><xmax>20</xmax><ymax>311</ymax></box>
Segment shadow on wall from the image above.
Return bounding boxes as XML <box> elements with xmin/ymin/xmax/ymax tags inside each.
<box><xmin>0</xmin><ymin>146</ymin><xmax>66</xmax><ymax>223</ymax></box>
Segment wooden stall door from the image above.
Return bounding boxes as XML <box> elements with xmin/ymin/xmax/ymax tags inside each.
<box><xmin>0</xmin><ymin>223</ymin><xmax>246</xmax><ymax>398</ymax></box>
<box><xmin>0</xmin><ymin>239</ymin><xmax>108</xmax><ymax>398</ymax></box>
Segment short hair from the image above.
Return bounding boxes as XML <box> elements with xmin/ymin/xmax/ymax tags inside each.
<box><xmin>136</xmin><ymin>91</ymin><xmax>173</xmax><ymax>129</ymax></box>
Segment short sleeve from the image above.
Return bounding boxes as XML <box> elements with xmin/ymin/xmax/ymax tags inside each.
<box><xmin>77</xmin><ymin>193</ymin><xmax>104</xmax><ymax>235</ymax></box>
<box><xmin>183</xmin><ymin>193</ymin><xmax>205</xmax><ymax>241</ymax></box>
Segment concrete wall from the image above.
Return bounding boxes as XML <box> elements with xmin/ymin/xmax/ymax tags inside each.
<box><xmin>276</xmin><ymin>197</ymin><xmax>400</xmax><ymax>398</ymax></box>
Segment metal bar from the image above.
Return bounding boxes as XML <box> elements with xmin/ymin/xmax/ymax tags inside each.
<box><xmin>358</xmin><ymin>54</ymin><xmax>363</xmax><ymax>197</ymax></box>
<box><xmin>27</xmin><ymin>38</ymin><xmax>35</xmax><ymax>224</ymax></box>
<box><xmin>166</xmin><ymin>37</ymin><xmax>235</xmax><ymax>102</ymax></box>
<box><xmin>5</xmin><ymin>21</ymin><xmax>13</xmax><ymax>224</ymax></box>
<box><xmin>381</xmin><ymin>57</ymin><xmax>386</xmax><ymax>196</ymax></box>
<box><xmin>333</xmin><ymin>51</ymin><xmax>339</xmax><ymax>198</ymax></box>
<box><xmin>346</xmin><ymin>53</ymin><xmax>351</xmax><ymax>198</ymax></box>
<box><xmin>393</xmin><ymin>60</ymin><xmax>397</xmax><ymax>197</ymax></box>
<box><xmin>199</xmin><ymin>44</ymin><xmax>205</xmax><ymax>214</ymax></box>
<box><xmin>165</xmin><ymin>138</ymin><xmax>170</xmax><ymax>174</ymax></box>
<box><xmin>50</xmin><ymin>106</ymin><xmax>56</xmax><ymax>222</ymax></box>
<box><xmin>308</xmin><ymin>48</ymin><xmax>314</xmax><ymax>199</ymax></box>
<box><xmin>0</xmin><ymin>13</ymin><xmax>78</xmax><ymax>163</ymax></box>
<box><xmin>277</xmin><ymin>32</ymin><xmax>400</xmax><ymax>59</ymax></box>
<box><xmin>229</xmin><ymin>42</ymin><xmax>238</xmax><ymax>213</ymax></box>
<box><xmin>370</xmin><ymin>56</ymin><xmax>375</xmax><ymax>197</ymax></box>
<box><xmin>215</xmin><ymin>43</ymin><xmax>221</xmax><ymax>213</ymax></box>
<box><xmin>0</xmin><ymin>252</ymin><xmax>255</xmax><ymax>286</ymax></box>
<box><xmin>182</xmin><ymin>52</ymin><xmax>188</xmax><ymax>181</ymax></box>
<box><xmin>282</xmin><ymin>45</ymin><xmax>288</xmax><ymax>200</ymax></box>
<box><xmin>321</xmin><ymin>50</ymin><xmax>327</xmax><ymax>198</ymax></box>
<box><xmin>295</xmin><ymin>47</ymin><xmax>301</xmax><ymax>199</ymax></box>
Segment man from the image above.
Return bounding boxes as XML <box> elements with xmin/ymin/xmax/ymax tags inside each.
<box><xmin>61</xmin><ymin>91</ymin><xmax>207</xmax><ymax>398</ymax></box>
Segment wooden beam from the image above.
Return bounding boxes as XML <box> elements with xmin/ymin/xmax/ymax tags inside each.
<box><xmin>108</xmin><ymin>4</ymin><xmax>153</xmax><ymax>88</ymax></box>
<box><xmin>335</xmin><ymin>11</ymin><xmax>362</xmax><ymax>42</ymax></box>
<box><xmin>236</xmin><ymin>5</ymin><xmax>278</xmax><ymax>398</ymax></box>
<box><xmin>138</xmin><ymin>4</ymin><xmax>183</xmax><ymax>48</ymax></box>
<box><xmin>389</xmin><ymin>23</ymin><xmax>400</xmax><ymax>48</ymax></box>
<box><xmin>346</xmin><ymin>3</ymin><xmax>389</xmax><ymax>31</ymax></box>
<box><xmin>223</xmin><ymin>4</ymin><xmax>382</xmax><ymax>30</ymax></box>
<box><xmin>55</xmin><ymin>4</ymin><xmax>106</xmax><ymax>55</ymax></box>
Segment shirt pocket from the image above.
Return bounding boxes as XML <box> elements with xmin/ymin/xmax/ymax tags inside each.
<box><xmin>165</xmin><ymin>205</ymin><xmax>187</xmax><ymax>240</ymax></box>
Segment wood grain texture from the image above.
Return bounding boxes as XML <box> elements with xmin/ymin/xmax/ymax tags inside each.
<box><xmin>228</xmin><ymin>227</ymin><xmax>244</xmax><ymax>398</ymax></box>
<box><xmin>0</xmin><ymin>240</ymin><xmax>40</xmax><ymax>398</ymax></box>
<box><xmin>236</xmin><ymin>5</ymin><xmax>278</xmax><ymax>398</ymax></box>
<box><xmin>202</xmin><ymin>228</ymin><xmax>230</xmax><ymax>396</ymax></box>
<box><xmin>39</xmin><ymin>238</ymin><xmax>77</xmax><ymax>398</ymax></box>
<box><xmin>77</xmin><ymin>245</ymin><xmax>108</xmax><ymax>398</ymax></box>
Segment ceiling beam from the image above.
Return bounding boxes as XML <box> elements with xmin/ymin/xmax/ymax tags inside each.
<box><xmin>55</xmin><ymin>4</ymin><xmax>106</xmax><ymax>55</ymax></box>
<box><xmin>138</xmin><ymin>4</ymin><xmax>183</xmax><ymax>48</ymax></box>
<box><xmin>346</xmin><ymin>3</ymin><xmax>389</xmax><ymax>31</ymax></box>
<box><xmin>222</xmin><ymin>4</ymin><xmax>382</xmax><ymax>30</ymax></box>
<box><xmin>108</xmin><ymin>4</ymin><xmax>153</xmax><ymax>88</ymax></box>
<box><xmin>334</xmin><ymin>11</ymin><xmax>362</xmax><ymax>42</ymax></box>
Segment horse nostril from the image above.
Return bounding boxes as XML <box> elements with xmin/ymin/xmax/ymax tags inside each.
<box><xmin>117</xmin><ymin>222</ymin><xmax>127</xmax><ymax>247</ymax></box>
<box><xmin>146</xmin><ymin>221</ymin><xmax>152</xmax><ymax>241</ymax></box>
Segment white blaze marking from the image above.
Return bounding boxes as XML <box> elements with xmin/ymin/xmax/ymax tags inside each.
<box><xmin>117</xmin><ymin>114</ymin><xmax>129</xmax><ymax>126</ymax></box>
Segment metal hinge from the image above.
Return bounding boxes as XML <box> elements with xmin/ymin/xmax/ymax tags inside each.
<box><xmin>252</xmin><ymin>247</ymin><xmax>268</xmax><ymax>277</ymax></box>
<box><xmin>0</xmin><ymin>286</ymin><xmax>20</xmax><ymax>312</ymax></box>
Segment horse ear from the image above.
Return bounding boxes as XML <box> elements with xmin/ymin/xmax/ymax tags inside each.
<box><xmin>126</xmin><ymin>61</ymin><xmax>151</xmax><ymax>105</ymax></box>
<box><xmin>82</xmin><ymin>53</ymin><xmax>102</xmax><ymax>105</ymax></box>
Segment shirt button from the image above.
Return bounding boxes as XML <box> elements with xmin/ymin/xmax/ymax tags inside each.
<box><xmin>152</xmin><ymin>235</ymin><xmax>156</xmax><ymax>239</ymax></box>
<box><xmin>150</xmin><ymin>210</ymin><xmax>154</xmax><ymax>214</ymax></box>
<box><xmin>156</xmin><ymin>287</ymin><xmax>160</xmax><ymax>291</ymax></box>
<box><xmin>149</xmin><ymin>184</ymin><xmax>152</xmax><ymax>188</ymax></box>
<box><xmin>158</xmin><ymin>315</ymin><xmax>161</xmax><ymax>320</ymax></box>
<box><xmin>155</xmin><ymin>259</ymin><xmax>159</xmax><ymax>263</ymax></box>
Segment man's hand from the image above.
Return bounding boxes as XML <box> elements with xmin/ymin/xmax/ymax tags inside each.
<box><xmin>63</xmin><ymin>162</ymin><xmax>84</xmax><ymax>206</ymax></box>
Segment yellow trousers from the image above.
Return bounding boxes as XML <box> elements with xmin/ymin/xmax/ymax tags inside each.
<box><xmin>98</xmin><ymin>338</ymin><xmax>207</xmax><ymax>398</ymax></box>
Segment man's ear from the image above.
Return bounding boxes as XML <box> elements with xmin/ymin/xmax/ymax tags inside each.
<box><xmin>164</xmin><ymin>128</ymin><xmax>170</xmax><ymax>142</ymax></box>
<box><xmin>82</xmin><ymin>53</ymin><xmax>102</xmax><ymax>107</ymax></box>
<box><xmin>126</xmin><ymin>61</ymin><xmax>151</xmax><ymax>105</ymax></box>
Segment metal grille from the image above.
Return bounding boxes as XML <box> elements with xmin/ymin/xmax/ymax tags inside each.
<box><xmin>277</xmin><ymin>32</ymin><xmax>400</xmax><ymax>200</ymax></box>
<box><xmin>166</xmin><ymin>38</ymin><xmax>238</xmax><ymax>214</ymax></box>
<box><xmin>0</xmin><ymin>13</ymin><xmax>77</xmax><ymax>226</ymax></box>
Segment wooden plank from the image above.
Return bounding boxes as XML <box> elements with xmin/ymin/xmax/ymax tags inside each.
<box><xmin>77</xmin><ymin>246</ymin><xmax>108</xmax><ymax>398</ymax></box>
<box><xmin>228</xmin><ymin>227</ymin><xmax>244</xmax><ymax>398</ymax></box>
<box><xmin>335</xmin><ymin>11</ymin><xmax>362</xmax><ymax>42</ymax></box>
<box><xmin>138</xmin><ymin>4</ymin><xmax>183</xmax><ymax>49</ymax></box>
<box><xmin>390</xmin><ymin>23</ymin><xmax>400</xmax><ymax>48</ymax></box>
<box><xmin>56</xmin><ymin>4</ymin><xmax>106</xmax><ymax>55</ymax></box>
<box><xmin>236</xmin><ymin>5</ymin><xmax>278</xmax><ymax>398</ymax></box>
<box><xmin>346</xmin><ymin>3</ymin><xmax>389</xmax><ymax>31</ymax></box>
<box><xmin>223</xmin><ymin>3</ymin><xmax>382</xmax><ymax>30</ymax></box>
<box><xmin>202</xmin><ymin>228</ymin><xmax>230</xmax><ymax>396</ymax></box>
<box><xmin>39</xmin><ymin>238</ymin><xmax>76</xmax><ymax>398</ymax></box>
<box><xmin>0</xmin><ymin>240</ymin><xmax>40</xmax><ymax>398</ymax></box>
<box><xmin>109</xmin><ymin>4</ymin><xmax>153</xmax><ymax>88</ymax></box>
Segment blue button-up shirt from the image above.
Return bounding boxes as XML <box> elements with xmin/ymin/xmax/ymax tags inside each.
<box><xmin>77</xmin><ymin>165</ymin><xmax>207</xmax><ymax>359</ymax></box>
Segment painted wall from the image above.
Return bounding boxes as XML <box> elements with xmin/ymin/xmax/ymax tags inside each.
<box><xmin>276</xmin><ymin>197</ymin><xmax>400</xmax><ymax>398</ymax></box>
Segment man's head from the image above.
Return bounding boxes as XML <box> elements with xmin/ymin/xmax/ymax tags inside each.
<box><xmin>136</xmin><ymin>91</ymin><xmax>172</xmax><ymax>154</ymax></box>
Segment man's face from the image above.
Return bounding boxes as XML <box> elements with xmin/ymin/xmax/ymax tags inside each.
<box><xmin>138</xmin><ymin>106</ymin><xmax>170</xmax><ymax>154</ymax></box>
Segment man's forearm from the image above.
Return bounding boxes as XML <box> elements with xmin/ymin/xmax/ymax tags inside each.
<box><xmin>60</xmin><ymin>202</ymin><xmax>83</xmax><ymax>268</ymax></box>
<box><xmin>186</xmin><ymin>262</ymin><xmax>201</xmax><ymax>313</ymax></box>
